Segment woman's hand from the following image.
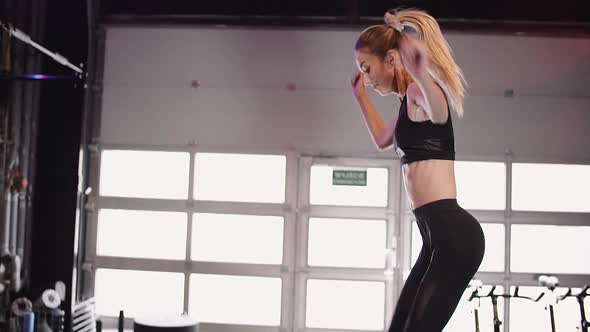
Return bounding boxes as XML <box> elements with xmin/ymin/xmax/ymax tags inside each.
<box><xmin>398</xmin><ymin>36</ymin><xmax>429</xmax><ymax>80</ymax></box>
<box><xmin>350</xmin><ymin>72</ymin><xmax>368</xmax><ymax>100</ymax></box>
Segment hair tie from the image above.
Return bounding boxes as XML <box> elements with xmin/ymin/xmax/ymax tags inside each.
<box><xmin>384</xmin><ymin>12</ymin><xmax>404</xmax><ymax>32</ymax></box>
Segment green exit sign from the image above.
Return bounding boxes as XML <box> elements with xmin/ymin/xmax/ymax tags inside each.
<box><xmin>332</xmin><ymin>170</ymin><xmax>367</xmax><ymax>186</ymax></box>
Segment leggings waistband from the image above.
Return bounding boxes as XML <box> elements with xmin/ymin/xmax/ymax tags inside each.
<box><xmin>412</xmin><ymin>198</ymin><xmax>460</xmax><ymax>220</ymax></box>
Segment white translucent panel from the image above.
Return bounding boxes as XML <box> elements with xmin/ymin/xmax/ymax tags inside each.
<box><xmin>308</xmin><ymin>218</ymin><xmax>387</xmax><ymax>268</ymax></box>
<box><xmin>97</xmin><ymin>209</ymin><xmax>187</xmax><ymax>260</ymax></box>
<box><xmin>510</xmin><ymin>286</ymin><xmax>586</xmax><ymax>332</ymax></box>
<box><xmin>511</xmin><ymin>225</ymin><xmax>590</xmax><ymax>274</ymax></box>
<box><xmin>412</xmin><ymin>222</ymin><xmax>504</xmax><ymax>272</ymax></box>
<box><xmin>71</xmin><ymin>267</ymin><xmax>77</xmax><ymax>311</ymax></box>
<box><xmin>306</xmin><ymin>279</ymin><xmax>385</xmax><ymax>330</ymax></box>
<box><xmin>194</xmin><ymin>153</ymin><xmax>286</xmax><ymax>203</ymax></box>
<box><xmin>512</xmin><ymin>163</ymin><xmax>590</xmax><ymax>212</ymax></box>
<box><xmin>95</xmin><ymin>269</ymin><xmax>184</xmax><ymax>317</ymax></box>
<box><xmin>410</xmin><ymin>222</ymin><xmax>420</xmax><ymax>267</ymax></box>
<box><xmin>444</xmin><ymin>285</ymin><xmax>504</xmax><ymax>332</ymax></box>
<box><xmin>478</xmin><ymin>224</ymin><xmax>505</xmax><ymax>272</ymax></box>
<box><xmin>455</xmin><ymin>161</ymin><xmax>506</xmax><ymax>210</ymax></box>
<box><xmin>74</xmin><ymin>209</ymin><xmax>80</xmax><ymax>256</ymax></box>
<box><xmin>191</xmin><ymin>213</ymin><xmax>284</xmax><ymax>264</ymax></box>
<box><xmin>189</xmin><ymin>274</ymin><xmax>281</xmax><ymax>326</ymax></box>
<box><xmin>310</xmin><ymin>165</ymin><xmax>388</xmax><ymax>207</ymax></box>
<box><xmin>100</xmin><ymin>150</ymin><xmax>189</xmax><ymax>199</ymax></box>
<box><xmin>78</xmin><ymin>148</ymin><xmax>84</xmax><ymax>193</ymax></box>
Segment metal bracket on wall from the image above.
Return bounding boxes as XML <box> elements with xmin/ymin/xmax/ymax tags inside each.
<box><xmin>84</xmin><ymin>201</ymin><xmax>95</xmax><ymax>213</ymax></box>
<box><xmin>81</xmin><ymin>262</ymin><xmax>93</xmax><ymax>272</ymax></box>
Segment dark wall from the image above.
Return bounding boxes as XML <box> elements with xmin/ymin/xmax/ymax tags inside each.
<box><xmin>27</xmin><ymin>1</ymin><xmax>88</xmax><ymax>331</ymax></box>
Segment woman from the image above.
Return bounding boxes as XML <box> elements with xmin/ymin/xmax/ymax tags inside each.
<box><xmin>350</xmin><ymin>8</ymin><xmax>486</xmax><ymax>332</ymax></box>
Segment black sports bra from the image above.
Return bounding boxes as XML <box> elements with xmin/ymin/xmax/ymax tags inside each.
<box><xmin>393</xmin><ymin>94</ymin><xmax>455</xmax><ymax>164</ymax></box>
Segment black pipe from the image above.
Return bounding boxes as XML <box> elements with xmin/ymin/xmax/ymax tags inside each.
<box><xmin>0</xmin><ymin>25</ymin><xmax>11</xmax><ymax>258</ymax></box>
<box><xmin>22</xmin><ymin>0</ymin><xmax>46</xmax><ymax>292</ymax></box>
<box><xmin>549</xmin><ymin>304</ymin><xmax>556</xmax><ymax>332</ymax></box>
<box><xmin>118</xmin><ymin>310</ymin><xmax>124</xmax><ymax>332</ymax></box>
<box><xmin>577</xmin><ymin>286</ymin><xmax>589</xmax><ymax>332</ymax></box>
<box><xmin>491</xmin><ymin>294</ymin><xmax>501</xmax><ymax>332</ymax></box>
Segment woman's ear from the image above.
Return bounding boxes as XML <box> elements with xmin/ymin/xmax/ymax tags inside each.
<box><xmin>385</xmin><ymin>49</ymin><xmax>399</xmax><ymax>66</ymax></box>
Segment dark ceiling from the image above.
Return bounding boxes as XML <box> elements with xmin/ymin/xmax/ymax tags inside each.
<box><xmin>98</xmin><ymin>0</ymin><xmax>590</xmax><ymax>35</ymax></box>
<box><xmin>103</xmin><ymin>0</ymin><xmax>590</xmax><ymax>22</ymax></box>
<box><xmin>100</xmin><ymin>0</ymin><xmax>588</xmax><ymax>23</ymax></box>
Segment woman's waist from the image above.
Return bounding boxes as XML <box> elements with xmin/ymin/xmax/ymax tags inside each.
<box><xmin>402</xmin><ymin>160</ymin><xmax>457</xmax><ymax>208</ymax></box>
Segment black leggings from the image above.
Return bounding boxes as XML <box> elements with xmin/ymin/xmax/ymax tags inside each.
<box><xmin>389</xmin><ymin>199</ymin><xmax>485</xmax><ymax>332</ymax></box>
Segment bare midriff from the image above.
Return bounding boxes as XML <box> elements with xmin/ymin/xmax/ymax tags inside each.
<box><xmin>402</xmin><ymin>159</ymin><xmax>457</xmax><ymax>210</ymax></box>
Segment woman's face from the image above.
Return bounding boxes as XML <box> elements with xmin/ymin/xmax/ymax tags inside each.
<box><xmin>354</xmin><ymin>47</ymin><xmax>396</xmax><ymax>96</ymax></box>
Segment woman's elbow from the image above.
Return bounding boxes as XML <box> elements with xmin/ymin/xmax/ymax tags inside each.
<box><xmin>375</xmin><ymin>140</ymin><xmax>393</xmax><ymax>151</ymax></box>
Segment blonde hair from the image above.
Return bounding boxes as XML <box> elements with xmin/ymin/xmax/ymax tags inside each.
<box><xmin>355</xmin><ymin>8</ymin><xmax>467</xmax><ymax>117</ymax></box>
